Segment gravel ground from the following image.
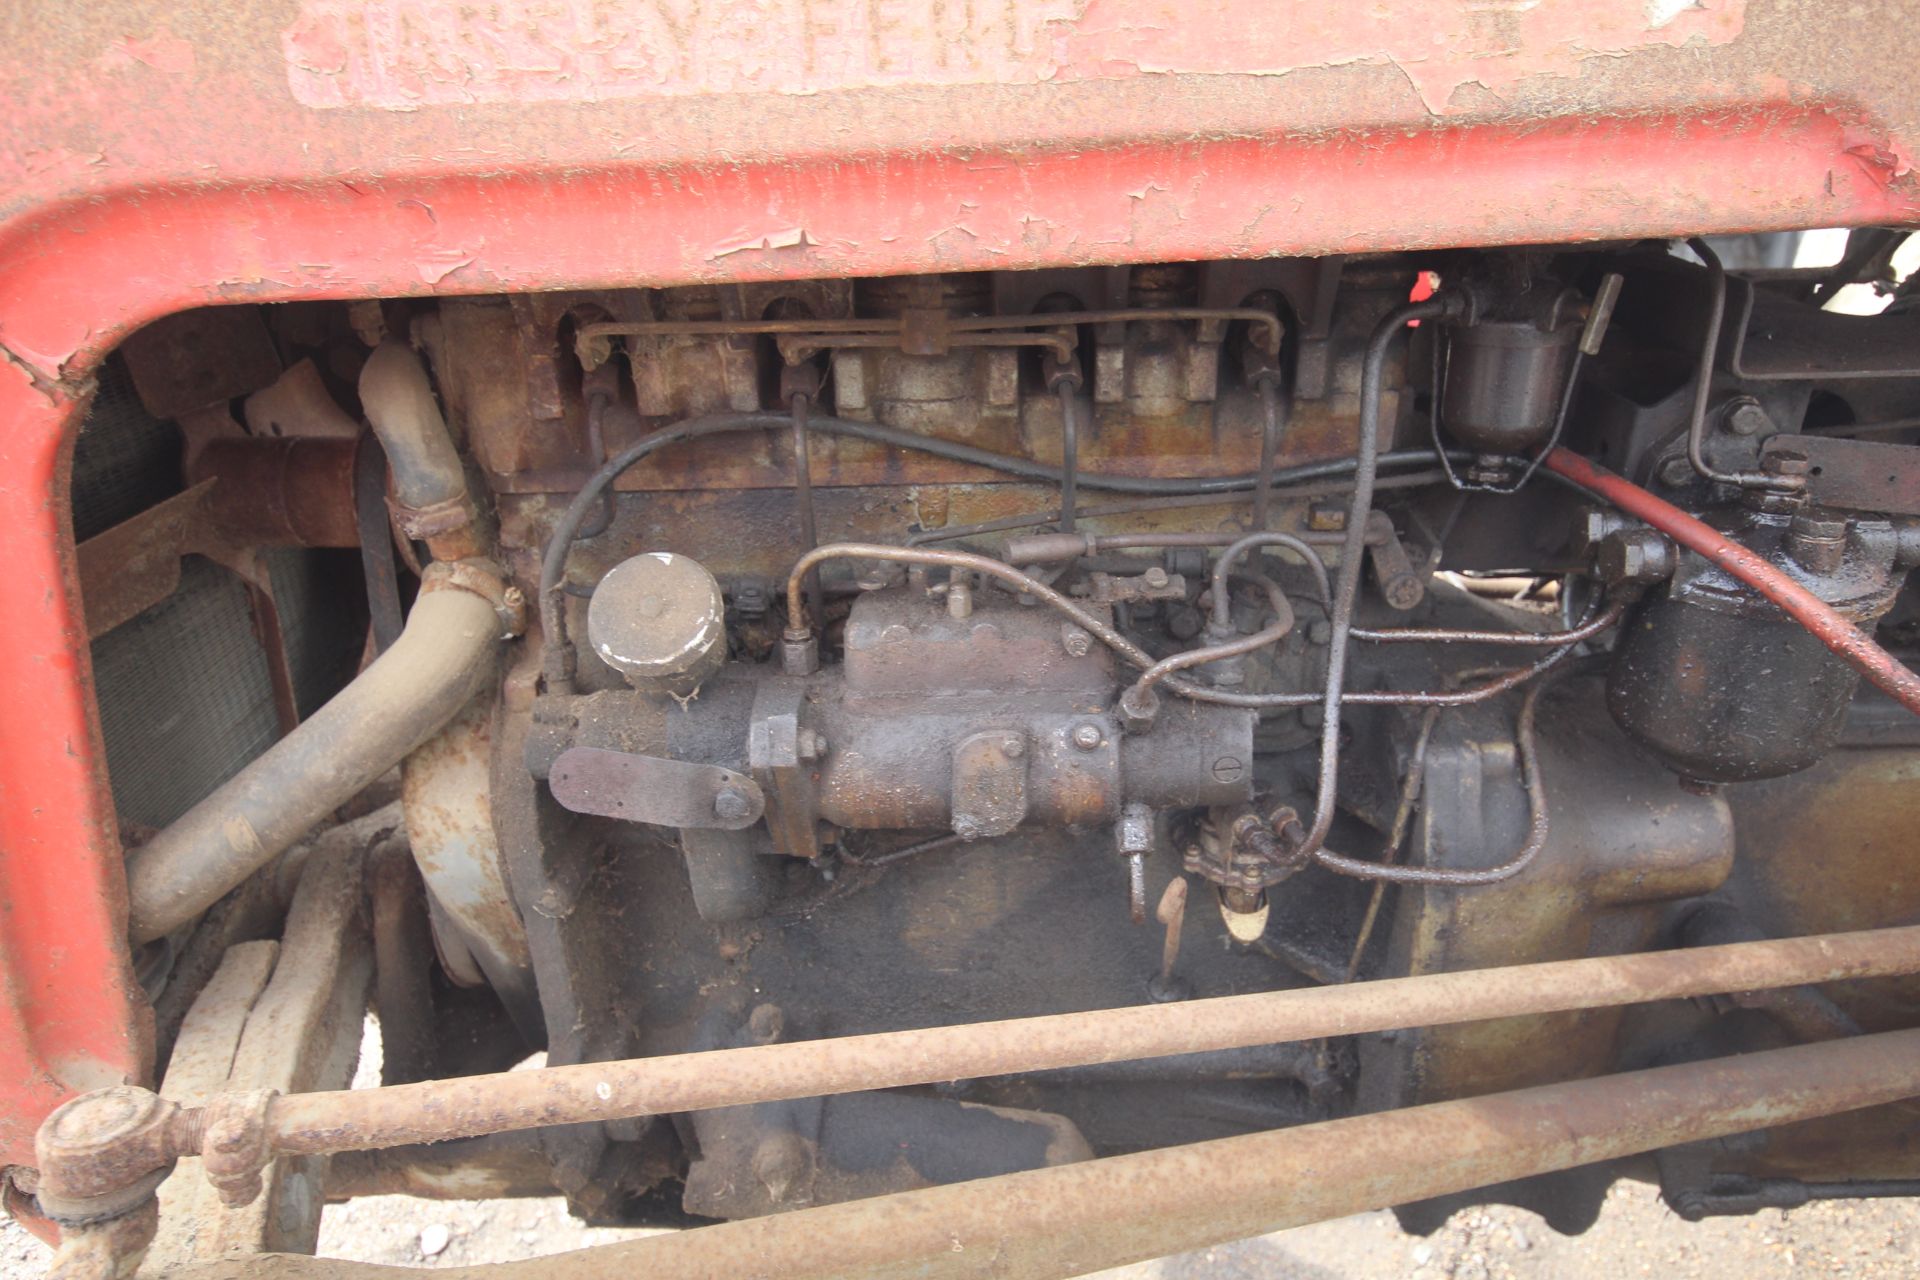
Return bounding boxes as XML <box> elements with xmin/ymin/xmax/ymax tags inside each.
<box><xmin>4</xmin><ymin>1019</ymin><xmax>1914</xmax><ymax>1277</ymax></box>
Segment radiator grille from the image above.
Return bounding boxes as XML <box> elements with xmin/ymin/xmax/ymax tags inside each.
<box><xmin>76</xmin><ymin>354</ymin><xmax>365</xmax><ymax>830</ymax></box>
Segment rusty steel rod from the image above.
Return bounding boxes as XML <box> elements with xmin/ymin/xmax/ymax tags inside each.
<box><xmin>259</xmin><ymin>924</ymin><xmax>1920</xmax><ymax>1157</ymax></box>
<box><xmin>184</xmin><ymin>1029</ymin><xmax>1920</xmax><ymax>1280</ymax></box>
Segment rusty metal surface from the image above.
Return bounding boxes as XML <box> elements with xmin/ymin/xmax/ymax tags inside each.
<box><xmin>75</xmin><ymin>482</ymin><xmax>217</xmax><ymax>638</ymax></box>
<box><xmin>492</xmin><ymin>384</ymin><xmax>1377</xmax><ymax>495</ymax></box>
<box><xmin>401</xmin><ymin>692</ymin><xmax>536</xmax><ymax>1015</ymax></box>
<box><xmin>840</xmin><ymin>583</ymin><xmax>1114</xmax><ymax>697</ymax></box>
<box><xmin>246</xmin><ymin>924</ymin><xmax>1920</xmax><ymax>1158</ymax></box>
<box><xmin>186</xmin><ymin>438</ymin><xmax>360</xmax><ymax>548</ymax></box>
<box><xmin>171</xmin><ymin>1029</ymin><xmax>1920</xmax><ymax>1280</ymax></box>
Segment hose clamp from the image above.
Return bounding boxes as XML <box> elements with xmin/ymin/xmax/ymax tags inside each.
<box><xmin>422</xmin><ymin>559</ymin><xmax>528</xmax><ymax>638</ymax></box>
<box><xmin>387</xmin><ymin>491</ymin><xmax>477</xmax><ymax>542</ymax></box>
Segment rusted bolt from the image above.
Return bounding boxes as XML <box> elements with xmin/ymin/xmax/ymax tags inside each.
<box><xmin>1210</xmin><ymin>756</ymin><xmax>1246</xmax><ymax>784</ymax></box>
<box><xmin>1071</xmin><ymin>723</ymin><xmax>1105</xmax><ymax>752</ymax></box>
<box><xmin>1306</xmin><ymin>619</ymin><xmax>1333</xmax><ymax>646</ymax></box>
<box><xmin>1143</xmin><ymin>566</ymin><xmax>1170</xmax><ymax>589</ymax></box>
<box><xmin>1722</xmin><ymin>396</ymin><xmax>1770</xmax><ymax>437</ymax></box>
<box><xmin>714</xmin><ymin>787</ymin><xmax>754</xmax><ymax>822</ymax></box>
<box><xmin>796</xmin><ymin>729</ymin><xmax>828</xmax><ymax>761</ymax></box>
<box><xmin>1307</xmin><ymin>501</ymin><xmax>1347</xmax><ymax>532</ymax></box>
<box><xmin>1060</xmin><ymin>624</ymin><xmax>1093</xmax><ymax>657</ymax></box>
<box><xmin>947</xmin><ymin>579</ymin><xmax>974</xmax><ymax>619</ymax></box>
<box><xmin>1001</xmin><ymin>734</ymin><xmax>1026</xmax><ymax>760</ymax></box>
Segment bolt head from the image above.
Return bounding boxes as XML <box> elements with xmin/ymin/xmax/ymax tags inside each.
<box><xmin>1059</xmin><ymin>624</ymin><xmax>1093</xmax><ymax>658</ymax></box>
<box><xmin>1210</xmin><ymin>756</ymin><xmax>1246</xmax><ymax>784</ymax></box>
<box><xmin>1381</xmin><ymin>575</ymin><xmax>1424</xmax><ymax>610</ymax></box>
<box><xmin>1656</xmin><ymin>455</ymin><xmax>1697</xmax><ymax>488</ymax></box>
<box><xmin>1762</xmin><ymin>449</ymin><xmax>1812</xmax><ymax>478</ymax></box>
<box><xmin>1571</xmin><ymin>507</ymin><xmax>1628</xmax><ymax>559</ymax></box>
<box><xmin>1597</xmin><ymin>529</ymin><xmax>1675</xmax><ymax>584</ymax></box>
<box><xmin>1071</xmin><ymin>723</ymin><xmax>1105</xmax><ymax>751</ymax></box>
<box><xmin>1143</xmin><ymin>566</ymin><xmax>1170</xmax><ymax>589</ymax></box>
<box><xmin>713</xmin><ymin>788</ymin><xmax>753</xmax><ymax>821</ymax></box>
<box><xmin>1306</xmin><ymin>619</ymin><xmax>1333</xmax><ymax>646</ymax></box>
<box><xmin>1724</xmin><ymin>398</ymin><xmax>1770</xmax><ymax>437</ymax></box>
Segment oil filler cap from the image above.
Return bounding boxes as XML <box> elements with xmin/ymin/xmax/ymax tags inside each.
<box><xmin>586</xmin><ymin>551</ymin><xmax>727</xmax><ymax>695</ymax></box>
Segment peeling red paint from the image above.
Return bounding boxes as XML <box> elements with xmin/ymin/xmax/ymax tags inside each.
<box><xmin>96</xmin><ymin>27</ymin><xmax>196</xmax><ymax>76</ymax></box>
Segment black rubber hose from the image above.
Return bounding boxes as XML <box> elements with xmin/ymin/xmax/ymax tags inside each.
<box><xmin>536</xmin><ymin>406</ymin><xmax>1455</xmax><ymax>688</ymax></box>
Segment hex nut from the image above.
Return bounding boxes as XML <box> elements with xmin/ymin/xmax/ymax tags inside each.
<box><xmin>780</xmin><ymin>628</ymin><xmax>819</xmax><ymax>676</ymax></box>
<box><xmin>1571</xmin><ymin>508</ymin><xmax>1629</xmax><ymax>560</ymax></box>
<box><xmin>1597</xmin><ymin>529</ymin><xmax>1677</xmax><ymax>584</ymax></box>
<box><xmin>1115</xmin><ymin>803</ymin><xmax>1155</xmax><ymax>855</ymax></box>
<box><xmin>1071</xmin><ymin>723</ymin><xmax>1105</xmax><ymax>751</ymax></box>
<box><xmin>713</xmin><ymin>787</ymin><xmax>754</xmax><ymax>822</ymax></box>
<box><xmin>1118</xmin><ymin>684</ymin><xmax>1161</xmax><ymax>734</ymax></box>
<box><xmin>1656</xmin><ymin>455</ymin><xmax>1697</xmax><ymax>488</ymax></box>
<box><xmin>1060</xmin><ymin>624</ymin><xmax>1093</xmax><ymax>657</ymax></box>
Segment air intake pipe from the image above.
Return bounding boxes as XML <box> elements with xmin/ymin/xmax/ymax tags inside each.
<box><xmin>124</xmin><ymin>341</ymin><xmax>519</xmax><ymax>945</ymax></box>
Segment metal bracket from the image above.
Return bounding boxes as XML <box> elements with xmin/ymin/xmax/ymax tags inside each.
<box><xmin>1761</xmin><ymin>433</ymin><xmax>1920</xmax><ymax>516</ymax></box>
<box><xmin>549</xmin><ymin>747</ymin><xmax>766</xmax><ymax>830</ymax></box>
<box><xmin>749</xmin><ymin>679</ymin><xmax>821</xmax><ymax>857</ymax></box>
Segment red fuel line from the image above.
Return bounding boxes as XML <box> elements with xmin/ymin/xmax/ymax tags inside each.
<box><xmin>1541</xmin><ymin>446</ymin><xmax>1920</xmax><ymax>716</ymax></box>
